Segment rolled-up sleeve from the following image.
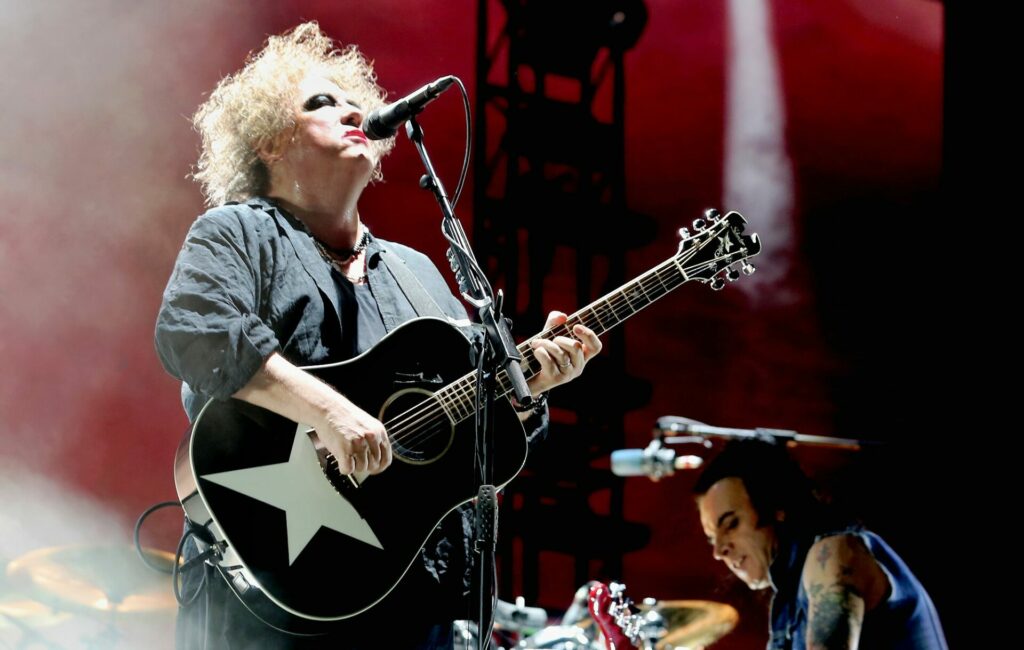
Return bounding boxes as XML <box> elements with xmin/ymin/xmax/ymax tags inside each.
<box><xmin>155</xmin><ymin>209</ymin><xmax>280</xmax><ymax>400</ymax></box>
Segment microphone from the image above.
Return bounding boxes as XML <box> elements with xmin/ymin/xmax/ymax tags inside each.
<box><xmin>363</xmin><ymin>76</ymin><xmax>457</xmax><ymax>140</ymax></box>
<box><xmin>610</xmin><ymin>441</ymin><xmax>703</xmax><ymax>480</ymax></box>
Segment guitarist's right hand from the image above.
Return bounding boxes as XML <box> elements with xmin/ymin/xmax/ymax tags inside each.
<box><xmin>233</xmin><ymin>352</ymin><xmax>393</xmax><ymax>475</ymax></box>
<box><xmin>314</xmin><ymin>401</ymin><xmax>392</xmax><ymax>475</ymax></box>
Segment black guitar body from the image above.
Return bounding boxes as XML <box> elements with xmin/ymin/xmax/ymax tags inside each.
<box><xmin>176</xmin><ymin>317</ymin><xmax>527</xmax><ymax>632</ymax></box>
<box><xmin>173</xmin><ymin>209</ymin><xmax>761</xmax><ymax>633</ymax></box>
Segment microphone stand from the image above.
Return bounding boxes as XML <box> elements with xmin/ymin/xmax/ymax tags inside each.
<box><xmin>655</xmin><ymin>416</ymin><xmax>880</xmax><ymax>450</ymax></box>
<box><xmin>405</xmin><ymin>116</ymin><xmax>533</xmax><ymax>648</ymax></box>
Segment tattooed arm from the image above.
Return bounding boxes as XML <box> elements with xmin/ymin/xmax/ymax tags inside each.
<box><xmin>801</xmin><ymin>534</ymin><xmax>890</xmax><ymax>650</ymax></box>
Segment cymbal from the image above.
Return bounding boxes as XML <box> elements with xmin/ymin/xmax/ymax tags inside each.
<box><xmin>6</xmin><ymin>545</ymin><xmax>177</xmax><ymax>616</ymax></box>
<box><xmin>639</xmin><ymin>600</ymin><xmax>739</xmax><ymax>650</ymax></box>
<box><xmin>0</xmin><ymin>591</ymin><xmax>70</xmax><ymax>629</ymax></box>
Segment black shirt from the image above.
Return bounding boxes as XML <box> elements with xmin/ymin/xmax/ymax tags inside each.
<box><xmin>156</xmin><ymin>198</ymin><xmax>548</xmax><ymax>648</ymax></box>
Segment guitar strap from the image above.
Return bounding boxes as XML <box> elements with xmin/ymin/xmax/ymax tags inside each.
<box><xmin>375</xmin><ymin>244</ymin><xmax>449</xmax><ymax>329</ymax></box>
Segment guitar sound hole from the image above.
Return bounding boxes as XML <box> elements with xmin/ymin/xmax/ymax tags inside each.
<box><xmin>381</xmin><ymin>388</ymin><xmax>455</xmax><ymax>465</ymax></box>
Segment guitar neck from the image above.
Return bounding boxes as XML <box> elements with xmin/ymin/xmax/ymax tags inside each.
<box><xmin>511</xmin><ymin>254</ymin><xmax>688</xmax><ymax>387</ymax></box>
<box><xmin>381</xmin><ymin>210</ymin><xmax>758</xmax><ymax>444</ymax></box>
<box><xmin>432</xmin><ymin>254</ymin><xmax>689</xmax><ymax>422</ymax></box>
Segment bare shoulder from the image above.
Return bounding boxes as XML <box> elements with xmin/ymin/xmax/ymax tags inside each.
<box><xmin>799</xmin><ymin>534</ymin><xmax>891</xmax><ymax>648</ymax></box>
<box><xmin>802</xmin><ymin>534</ymin><xmax>890</xmax><ymax>611</ymax></box>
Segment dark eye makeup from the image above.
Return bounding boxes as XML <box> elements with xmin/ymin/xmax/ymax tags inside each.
<box><xmin>303</xmin><ymin>94</ymin><xmax>336</xmax><ymax>111</ymax></box>
<box><xmin>303</xmin><ymin>93</ymin><xmax>362</xmax><ymax>112</ymax></box>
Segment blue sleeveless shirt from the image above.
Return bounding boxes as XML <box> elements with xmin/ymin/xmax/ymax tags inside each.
<box><xmin>767</xmin><ymin>527</ymin><xmax>947</xmax><ymax>650</ymax></box>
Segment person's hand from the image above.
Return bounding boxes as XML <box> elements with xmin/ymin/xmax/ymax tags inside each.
<box><xmin>315</xmin><ymin>400</ymin><xmax>392</xmax><ymax>475</ymax></box>
<box><xmin>527</xmin><ymin>311</ymin><xmax>602</xmax><ymax>395</ymax></box>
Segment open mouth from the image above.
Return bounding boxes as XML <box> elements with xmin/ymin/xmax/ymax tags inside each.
<box><xmin>344</xmin><ymin>130</ymin><xmax>369</xmax><ymax>143</ymax></box>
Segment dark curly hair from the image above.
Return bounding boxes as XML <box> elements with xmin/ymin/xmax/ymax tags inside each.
<box><xmin>693</xmin><ymin>438</ymin><xmax>825</xmax><ymax>528</ymax></box>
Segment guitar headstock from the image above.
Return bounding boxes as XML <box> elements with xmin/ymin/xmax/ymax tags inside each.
<box><xmin>676</xmin><ymin>209</ymin><xmax>761</xmax><ymax>290</ymax></box>
<box><xmin>588</xmin><ymin>581</ymin><xmax>639</xmax><ymax>650</ymax></box>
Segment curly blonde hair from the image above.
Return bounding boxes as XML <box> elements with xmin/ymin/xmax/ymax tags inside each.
<box><xmin>192</xmin><ymin>22</ymin><xmax>395</xmax><ymax>206</ymax></box>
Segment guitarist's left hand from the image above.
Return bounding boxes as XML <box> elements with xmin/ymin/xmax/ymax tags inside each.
<box><xmin>527</xmin><ymin>311</ymin><xmax>602</xmax><ymax>396</ymax></box>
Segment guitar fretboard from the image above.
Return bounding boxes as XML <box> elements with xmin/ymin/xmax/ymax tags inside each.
<box><xmin>433</xmin><ymin>252</ymin><xmax>692</xmax><ymax>424</ymax></box>
<box><xmin>379</xmin><ymin>212</ymin><xmax>758</xmax><ymax>446</ymax></box>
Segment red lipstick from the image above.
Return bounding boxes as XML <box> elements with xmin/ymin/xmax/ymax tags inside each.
<box><xmin>344</xmin><ymin>129</ymin><xmax>369</xmax><ymax>143</ymax></box>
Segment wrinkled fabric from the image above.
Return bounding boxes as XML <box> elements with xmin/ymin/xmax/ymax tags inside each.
<box><xmin>156</xmin><ymin>197</ymin><xmax>467</xmax><ymax>420</ymax></box>
<box><xmin>157</xmin><ymin>198</ymin><xmax>549</xmax><ymax>648</ymax></box>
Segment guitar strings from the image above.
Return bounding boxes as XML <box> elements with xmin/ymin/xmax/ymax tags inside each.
<box><xmin>382</xmin><ymin>261</ymin><xmax>684</xmax><ymax>448</ymax></box>
<box><xmin>381</xmin><ymin>249</ymin><xmax>729</xmax><ymax>454</ymax></box>
<box><xmin>383</xmin><ymin>254</ymin><xmax>713</xmax><ymax>453</ymax></box>
<box><xmin>379</xmin><ymin>246</ymin><xmax>739</xmax><ymax>455</ymax></box>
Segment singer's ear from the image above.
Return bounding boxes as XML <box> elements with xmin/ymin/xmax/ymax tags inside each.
<box><xmin>257</xmin><ymin>131</ymin><xmax>289</xmax><ymax>165</ymax></box>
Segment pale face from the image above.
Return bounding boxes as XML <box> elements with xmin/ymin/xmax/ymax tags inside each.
<box><xmin>270</xmin><ymin>74</ymin><xmax>376</xmax><ymax>191</ymax></box>
<box><xmin>698</xmin><ymin>477</ymin><xmax>779</xmax><ymax>590</ymax></box>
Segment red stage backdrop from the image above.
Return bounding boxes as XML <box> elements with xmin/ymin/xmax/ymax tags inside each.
<box><xmin>0</xmin><ymin>1</ymin><xmax>946</xmax><ymax>648</ymax></box>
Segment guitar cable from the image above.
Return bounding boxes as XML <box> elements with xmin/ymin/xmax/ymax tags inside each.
<box><xmin>133</xmin><ymin>499</ymin><xmax>179</xmax><ymax>574</ymax></box>
<box><xmin>133</xmin><ymin>500</ymin><xmax>223</xmax><ymax>607</ymax></box>
<box><xmin>172</xmin><ymin>527</ymin><xmax>210</xmax><ymax>607</ymax></box>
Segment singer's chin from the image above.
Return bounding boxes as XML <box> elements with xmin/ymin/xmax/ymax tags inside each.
<box><xmin>361</xmin><ymin>150</ymin><xmax>381</xmax><ymax>172</ymax></box>
<box><xmin>340</xmin><ymin>146</ymin><xmax>375</xmax><ymax>166</ymax></box>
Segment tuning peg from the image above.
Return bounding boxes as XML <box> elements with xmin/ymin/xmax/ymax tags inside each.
<box><xmin>742</xmin><ymin>263</ymin><xmax>756</xmax><ymax>276</ymax></box>
<box><xmin>710</xmin><ymin>277</ymin><xmax>726</xmax><ymax>291</ymax></box>
<box><xmin>726</xmin><ymin>267</ymin><xmax>740</xmax><ymax>281</ymax></box>
<box><xmin>692</xmin><ymin>218</ymin><xmax>707</xmax><ymax>231</ymax></box>
<box><xmin>677</xmin><ymin>227</ymin><xmax>690</xmax><ymax>239</ymax></box>
<box><xmin>704</xmin><ymin>208</ymin><xmax>721</xmax><ymax>222</ymax></box>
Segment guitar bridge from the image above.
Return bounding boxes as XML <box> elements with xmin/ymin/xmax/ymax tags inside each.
<box><xmin>320</xmin><ymin>454</ymin><xmax>365</xmax><ymax>494</ymax></box>
<box><xmin>304</xmin><ymin>425</ymin><xmax>366</xmax><ymax>492</ymax></box>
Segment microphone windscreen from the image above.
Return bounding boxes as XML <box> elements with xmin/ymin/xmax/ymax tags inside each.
<box><xmin>610</xmin><ymin>449</ymin><xmax>647</xmax><ymax>477</ymax></box>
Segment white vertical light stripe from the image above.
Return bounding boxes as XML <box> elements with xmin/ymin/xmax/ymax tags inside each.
<box><xmin>725</xmin><ymin>0</ymin><xmax>797</xmax><ymax>304</ymax></box>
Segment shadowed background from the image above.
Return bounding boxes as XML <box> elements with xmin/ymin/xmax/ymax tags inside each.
<box><xmin>1</xmin><ymin>1</ymin><xmax>957</xmax><ymax>648</ymax></box>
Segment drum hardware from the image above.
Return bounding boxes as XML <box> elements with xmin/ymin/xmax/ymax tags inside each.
<box><xmin>587</xmin><ymin>581</ymin><xmax>739</xmax><ymax>650</ymax></box>
<box><xmin>450</xmin><ymin>580</ymin><xmax>739</xmax><ymax>650</ymax></box>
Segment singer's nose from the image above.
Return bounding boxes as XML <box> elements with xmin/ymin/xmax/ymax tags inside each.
<box><xmin>340</xmin><ymin>102</ymin><xmax>364</xmax><ymax>127</ymax></box>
